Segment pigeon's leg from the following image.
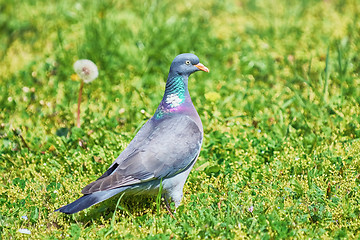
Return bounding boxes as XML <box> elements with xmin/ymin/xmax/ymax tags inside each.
<box><xmin>162</xmin><ymin>195</ymin><xmax>175</xmax><ymax>218</ymax></box>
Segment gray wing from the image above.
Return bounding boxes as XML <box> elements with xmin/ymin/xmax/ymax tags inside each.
<box><xmin>82</xmin><ymin>114</ymin><xmax>202</xmax><ymax>194</ymax></box>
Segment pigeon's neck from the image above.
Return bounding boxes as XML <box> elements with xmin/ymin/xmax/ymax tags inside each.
<box><xmin>164</xmin><ymin>75</ymin><xmax>189</xmax><ymax>107</ymax></box>
<box><xmin>154</xmin><ymin>75</ymin><xmax>192</xmax><ymax>119</ymax></box>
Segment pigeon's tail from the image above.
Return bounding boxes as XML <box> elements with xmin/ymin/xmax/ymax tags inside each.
<box><xmin>55</xmin><ymin>187</ymin><xmax>128</xmax><ymax>214</ymax></box>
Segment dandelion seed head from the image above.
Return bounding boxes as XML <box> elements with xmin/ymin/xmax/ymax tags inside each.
<box><xmin>73</xmin><ymin>59</ymin><xmax>99</xmax><ymax>83</ymax></box>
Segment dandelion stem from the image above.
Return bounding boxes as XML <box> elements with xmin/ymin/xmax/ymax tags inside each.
<box><xmin>77</xmin><ymin>80</ymin><xmax>84</xmax><ymax>128</ymax></box>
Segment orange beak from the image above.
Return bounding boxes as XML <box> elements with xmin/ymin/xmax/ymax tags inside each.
<box><xmin>194</xmin><ymin>63</ymin><xmax>209</xmax><ymax>72</ymax></box>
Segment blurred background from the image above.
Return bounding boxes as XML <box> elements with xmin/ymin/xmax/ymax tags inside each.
<box><xmin>1</xmin><ymin>0</ymin><xmax>360</xmax><ymax>238</ymax></box>
<box><xmin>1</xmin><ymin>0</ymin><xmax>359</xmax><ymax>134</ymax></box>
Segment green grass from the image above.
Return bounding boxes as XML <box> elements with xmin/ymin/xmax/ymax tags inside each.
<box><xmin>1</xmin><ymin>0</ymin><xmax>360</xmax><ymax>238</ymax></box>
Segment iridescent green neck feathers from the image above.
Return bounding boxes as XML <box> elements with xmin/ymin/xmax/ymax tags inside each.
<box><xmin>155</xmin><ymin>76</ymin><xmax>188</xmax><ymax>119</ymax></box>
<box><xmin>164</xmin><ymin>76</ymin><xmax>186</xmax><ymax>107</ymax></box>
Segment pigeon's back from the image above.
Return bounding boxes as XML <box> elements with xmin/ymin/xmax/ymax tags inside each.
<box><xmin>82</xmin><ymin>112</ymin><xmax>203</xmax><ymax>195</ymax></box>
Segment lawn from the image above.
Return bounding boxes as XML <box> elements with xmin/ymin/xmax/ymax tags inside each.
<box><xmin>1</xmin><ymin>0</ymin><xmax>360</xmax><ymax>239</ymax></box>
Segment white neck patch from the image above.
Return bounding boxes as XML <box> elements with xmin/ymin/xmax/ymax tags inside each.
<box><xmin>165</xmin><ymin>93</ymin><xmax>184</xmax><ymax>107</ymax></box>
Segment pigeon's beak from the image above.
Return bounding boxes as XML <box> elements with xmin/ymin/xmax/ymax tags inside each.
<box><xmin>194</xmin><ymin>63</ymin><xmax>209</xmax><ymax>72</ymax></box>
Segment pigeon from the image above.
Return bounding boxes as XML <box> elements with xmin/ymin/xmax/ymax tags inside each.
<box><xmin>55</xmin><ymin>53</ymin><xmax>209</xmax><ymax>214</ymax></box>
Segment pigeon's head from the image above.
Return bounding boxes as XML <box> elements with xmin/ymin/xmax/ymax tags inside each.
<box><xmin>169</xmin><ymin>53</ymin><xmax>209</xmax><ymax>76</ymax></box>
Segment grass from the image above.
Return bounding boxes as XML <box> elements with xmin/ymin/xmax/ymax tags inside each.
<box><xmin>1</xmin><ymin>0</ymin><xmax>360</xmax><ymax>238</ymax></box>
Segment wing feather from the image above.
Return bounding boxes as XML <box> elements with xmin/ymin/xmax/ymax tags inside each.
<box><xmin>82</xmin><ymin>114</ymin><xmax>202</xmax><ymax>194</ymax></box>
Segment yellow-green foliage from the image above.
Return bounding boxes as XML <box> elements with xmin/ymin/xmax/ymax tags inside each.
<box><xmin>1</xmin><ymin>0</ymin><xmax>360</xmax><ymax>239</ymax></box>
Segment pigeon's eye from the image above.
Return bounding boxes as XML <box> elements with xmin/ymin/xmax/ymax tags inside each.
<box><xmin>185</xmin><ymin>60</ymin><xmax>191</xmax><ymax>65</ymax></box>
